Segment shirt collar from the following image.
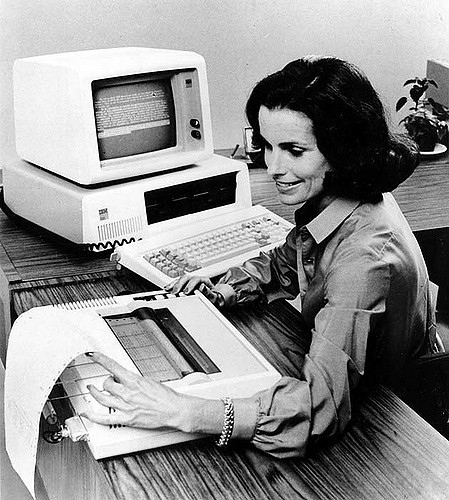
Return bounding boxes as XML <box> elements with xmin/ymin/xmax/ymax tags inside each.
<box><xmin>295</xmin><ymin>198</ymin><xmax>361</xmax><ymax>244</ymax></box>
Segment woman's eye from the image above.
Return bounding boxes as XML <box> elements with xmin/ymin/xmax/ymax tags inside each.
<box><xmin>289</xmin><ymin>148</ymin><xmax>304</xmax><ymax>157</ymax></box>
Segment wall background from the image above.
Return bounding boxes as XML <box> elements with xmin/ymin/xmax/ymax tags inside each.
<box><xmin>1</xmin><ymin>0</ymin><xmax>449</xmax><ymax>168</ymax></box>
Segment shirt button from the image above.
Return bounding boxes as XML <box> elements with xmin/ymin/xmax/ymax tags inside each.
<box><xmin>299</xmin><ymin>228</ymin><xmax>309</xmax><ymax>241</ymax></box>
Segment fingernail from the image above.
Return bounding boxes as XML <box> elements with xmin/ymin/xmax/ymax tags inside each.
<box><xmin>85</xmin><ymin>352</ymin><xmax>94</xmax><ymax>357</ymax></box>
<box><xmin>164</xmin><ymin>280</ymin><xmax>176</xmax><ymax>290</ymax></box>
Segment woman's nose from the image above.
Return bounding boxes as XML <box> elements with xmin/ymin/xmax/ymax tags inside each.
<box><xmin>266</xmin><ymin>149</ymin><xmax>286</xmax><ymax>177</ymax></box>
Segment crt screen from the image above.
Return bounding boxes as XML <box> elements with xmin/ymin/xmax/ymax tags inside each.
<box><xmin>93</xmin><ymin>75</ymin><xmax>176</xmax><ymax>161</ymax></box>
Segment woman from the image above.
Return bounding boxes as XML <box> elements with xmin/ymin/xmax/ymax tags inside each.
<box><xmin>83</xmin><ymin>56</ymin><xmax>440</xmax><ymax>458</ymax></box>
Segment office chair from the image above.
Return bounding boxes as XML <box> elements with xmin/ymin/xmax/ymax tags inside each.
<box><xmin>400</xmin><ymin>282</ymin><xmax>449</xmax><ymax>440</ymax></box>
<box><xmin>403</xmin><ymin>352</ymin><xmax>449</xmax><ymax>440</ymax></box>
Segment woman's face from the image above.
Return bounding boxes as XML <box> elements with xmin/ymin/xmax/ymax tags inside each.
<box><xmin>258</xmin><ymin>105</ymin><xmax>332</xmax><ymax>206</ymax></box>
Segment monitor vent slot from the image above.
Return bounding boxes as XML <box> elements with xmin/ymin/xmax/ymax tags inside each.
<box><xmin>97</xmin><ymin>215</ymin><xmax>144</xmax><ymax>241</ymax></box>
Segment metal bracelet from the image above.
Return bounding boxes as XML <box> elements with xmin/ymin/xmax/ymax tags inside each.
<box><xmin>216</xmin><ymin>397</ymin><xmax>234</xmax><ymax>448</ymax></box>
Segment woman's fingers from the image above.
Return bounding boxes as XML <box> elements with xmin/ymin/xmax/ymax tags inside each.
<box><xmin>86</xmin><ymin>381</ymin><xmax>129</xmax><ymax>411</ymax></box>
<box><xmin>102</xmin><ymin>374</ymin><xmax>130</xmax><ymax>398</ymax></box>
<box><xmin>164</xmin><ymin>274</ymin><xmax>192</xmax><ymax>293</ymax></box>
<box><xmin>85</xmin><ymin>352</ymin><xmax>137</xmax><ymax>385</ymax></box>
<box><xmin>183</xmin><ymin>276</ymin><xmax>212</xmax><ymax>294</ymax></box>
<box><xmin>165</xmin><ymin>275</ymin><xmax>214</xmax><ymax>295</ymax></box>
<box><xmin>80</xmin><ymin>404</ymin><xmax>130</xmax><ymax>426</ymax></box>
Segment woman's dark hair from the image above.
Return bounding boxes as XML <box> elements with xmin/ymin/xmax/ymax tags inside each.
<box><xmin>246</xmin><ymin>56</ymin><xmax>419</xmax><ymax>203</ymax></box>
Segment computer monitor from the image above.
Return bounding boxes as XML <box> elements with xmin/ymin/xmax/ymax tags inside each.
<box><xmin>13</xmin><ymin>47</ymin><xmax>214</xmax><ymax>186</ymax></box>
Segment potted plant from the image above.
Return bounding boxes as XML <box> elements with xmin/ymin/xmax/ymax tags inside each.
<box><xmin>396</xmin><ymin>77</ymin><xmax>449</xmax><ymax>152</ymax></box>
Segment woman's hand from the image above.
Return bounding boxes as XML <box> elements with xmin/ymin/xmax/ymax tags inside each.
<box><xmin>81</xmin><ymin>352</ymin><xmax>192</xmax><ymax>431</ymax></box>
<box><xmin>165</xmin><ymin>275</ymin><xmax>224</xmax><ymax>306</ymax></box>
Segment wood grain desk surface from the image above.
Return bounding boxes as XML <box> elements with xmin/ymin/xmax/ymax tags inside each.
<box><xmin>393</xmin><ymin>151</ymin><xmax>449</xmax><ymax>232</ymax></box>
<box><xmin>16</xmin><ymin>279</ymin><xmax>449</xmax><ymax>500</ymax></box>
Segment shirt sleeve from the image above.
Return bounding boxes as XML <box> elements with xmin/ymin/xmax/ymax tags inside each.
<box><xmin>214</xmin><ymin>227</ymin><xmax>300</xmax><ymax>306</ymax></box>
<box><xmin>231</xmin><ymin>249</ymin><xmax>390</xmax><ymax>458</ymax></box>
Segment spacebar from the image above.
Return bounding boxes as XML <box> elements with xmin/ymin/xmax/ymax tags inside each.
<box><xmin>198</xmin><ymin>243</ymin><xmax>262</xmax><ymax>268</ymax></box>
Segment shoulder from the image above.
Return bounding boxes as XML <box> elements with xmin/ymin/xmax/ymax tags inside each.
<box><xmin>324</xmin><ymin>194</ymin><xmax>421</xmax><ymax>282</ymax></box>
<box><xmin>338</xmin><ymin>194</ymin><xmax>410</xmax><ymax>250</ymax></box>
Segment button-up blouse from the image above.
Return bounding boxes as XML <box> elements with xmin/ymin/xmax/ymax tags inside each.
<box><xmin>213</xmin><ymin>193</ymin><xmax>438</xmax><ymax>458</ymax></box>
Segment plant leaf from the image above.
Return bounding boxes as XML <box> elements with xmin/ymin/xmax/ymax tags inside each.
<box><xmin>396</xmin><ymin>96</ymin><xmax>408</xmax><ymax>112</ymax></box>
<box><xmin>404</xmin><ymin>79</ymin><xmax>417</xmax><ymax>86</ymax></box>
<box><xmin>428</xmin><ymin>79</ymin><xmax>439</xmax><ymax>88</ymax></box>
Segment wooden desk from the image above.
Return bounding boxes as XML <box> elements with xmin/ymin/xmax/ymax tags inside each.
<box><xmin>2</xmin><ymin>161</ymin><xmax>449</xmax><ymax>499</ymax></box>
<box><xmin>392</xmin><ymin>151</ymin><xmax>449</xmax><ymax>232</ymax></box>
<box><xmin>10</xmin><ymin>280</ymin><xmax>449</xmax><ymax>500</ymax></box>
<box><xmin>36</xmin><ymin>388</ymin><xmax>449</xmax><ymax>500</ymax></box>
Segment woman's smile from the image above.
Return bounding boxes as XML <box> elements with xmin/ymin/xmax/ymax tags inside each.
<box><xmin>274</xmin><ymin>179</ymin><xmax>305</xmax><ymax>194</ymax></box>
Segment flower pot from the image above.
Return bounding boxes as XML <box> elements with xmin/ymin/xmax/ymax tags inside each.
<box><xmin>413</xmin><ymin>130</ymin><xmax>438</xmax><ymax>152</ymax></box>
<box><xmin>403</xmin><ymin>115</ymin><xmax>439</xmax><ymax>152</ymax></box>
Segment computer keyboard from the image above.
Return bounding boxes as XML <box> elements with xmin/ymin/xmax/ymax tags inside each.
<box><xmin>112</xmin><ymin>205</ymin><xmax>293</xmax><ymax>288</ymax></box>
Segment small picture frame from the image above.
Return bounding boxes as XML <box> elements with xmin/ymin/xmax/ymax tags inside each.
<box><xmin>243</xmin><ymin>127</ymin><xmax>261</xmax><ymax>155</ymax></box>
